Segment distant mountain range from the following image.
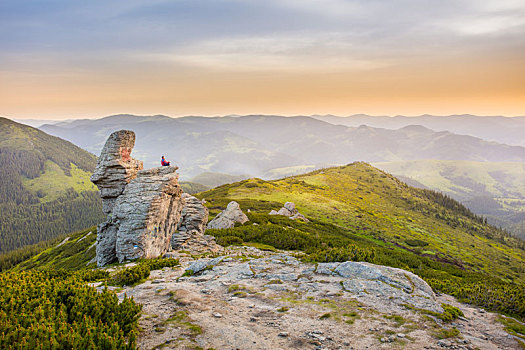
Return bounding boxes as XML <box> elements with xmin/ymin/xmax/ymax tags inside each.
<box><xmin>39</xmin><ymin>114</ymin><xmax>525</xmax><ymax>179</ymax></box>
<box><xmin>313</xmin><ymin>114</ymin><xmax>525</xmax><ymax>147</ymax></box>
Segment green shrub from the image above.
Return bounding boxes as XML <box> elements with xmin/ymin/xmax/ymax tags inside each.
<box><xmin>435</xmin><ymin>327</ymin><xmax>460</xmax><ymax>339</ymax></box>
<box><xmin>143</xmin><ymin>257</ymin><xmax>179</xmax><ymax>271</ymax></box>
<box><xmin>0</xmin><ymin>270</ymin><xmax>141</xmax><ymax>349</ymax></box>
<box><xmin>439</xmin><ymin>304</ymin><xmax>464</xmax><ymax>322</ymax></box>
<box><xmin>111</xmin><ymin>264</ymin><xmax>151</xmax><ymax>287</ymax></box>
<box><xmin>303</xmin><ymin>246</ymin><xmax>375</xmax><ymax>263</ymax></box>
<box><xmin>204</xmin><ymin>209</ymin><xmax>525</xmax><ymax>320</ymax></box>
<box><xmin>216</xmin><ymin>235</ymin><xmax>244</xmax><ymax>246</ymax></box>
<box><xmin>405</xmin><ymin>239</ymin><xmax>429</xmax><ymax>247</ymax></box>
<box><xmin>80</xmin><ymin>269</ymin><xmax>110</xmax><ymax>282</ymax></box>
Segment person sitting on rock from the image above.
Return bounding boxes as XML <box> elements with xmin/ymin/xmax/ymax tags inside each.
<box><xmin>161</xmin><ymin>156</ymin><xmax>170</xmax><ymax>166</ymax></box>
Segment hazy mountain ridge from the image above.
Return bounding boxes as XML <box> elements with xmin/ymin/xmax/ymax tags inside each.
<box><xmin>38</xmin><ymin>114</ymin><xmax>525</xmax><ymax>179</ymax></box>
<box><xmin>314</xmin><ymin>114</ymin><xmax>525</xmax><ymax>147</ymax></box>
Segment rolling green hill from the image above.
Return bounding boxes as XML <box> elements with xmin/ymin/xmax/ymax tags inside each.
<box><xmin>197</xmin><ymin>162</ymin><xmax>525</xmax><ymax>285</ymax></box>
<box><xmin>0</xmin><ymin>117</ymin><xmax>104</xmax><ymax>254</ymax></box>
<box><xmin>3</xmin><ymin>162</ymin><xmax>524</xmax><ymax>321</ymax></box>
<box><xmin>373</xmin><ymin>160</ymin><xmax>525</xmax><ymax>238</ymax></box>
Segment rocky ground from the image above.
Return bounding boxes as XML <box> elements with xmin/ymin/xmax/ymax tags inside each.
<box><xmin>106</xmin><ymin>247</ymin><xmax>521</xmax><ymax>350</ymax></box>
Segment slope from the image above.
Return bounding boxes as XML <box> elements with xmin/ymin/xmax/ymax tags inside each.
<box><xmin>374</xmin><ymin>160</ymin><xmax>525</xmax><ymax>238</ymax></box>
<box><xmin>198</xmin><ymin>162</ymin><xmax>525</xmax><ymax>285</ymax></box>
<box><xmin>3</xmin><ymin>163</ymin><xmax>524</xmax><ymax>320</ymax></box>
<box><xmin>0</xmin><ymin>117</ymin><xmax>104</xmax><ymax>253</ymax></box>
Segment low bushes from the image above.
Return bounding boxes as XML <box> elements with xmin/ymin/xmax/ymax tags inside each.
<box><xmin>0</xmin><ymin>270</ymin><xmax>141</xmax><ymax>349</ymax></box>
<box><xmin>110</xmin><ymin>258</ymin><xmax>180</xmax><ymax>287</ymax></box>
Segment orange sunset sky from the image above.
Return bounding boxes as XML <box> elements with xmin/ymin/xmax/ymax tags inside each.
<box><xmin>1</xmin><ymin>0</ymin><xmax>524</xmax><ymax>119</ymax></box>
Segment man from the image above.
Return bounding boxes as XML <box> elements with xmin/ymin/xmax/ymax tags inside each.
<box><xmin>161</xmin><ymin>156</ymin><xmax>170</xmax><ymax>166</ymax></box>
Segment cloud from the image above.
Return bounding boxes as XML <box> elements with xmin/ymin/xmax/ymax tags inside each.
<box><xmin>138</xmin><ymin>32</ymin><xmax>391</xmax><ymax>72</ymax></box>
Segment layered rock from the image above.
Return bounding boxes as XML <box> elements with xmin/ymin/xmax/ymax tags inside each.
<box><xmin>269</xmin><ymin>201</ymin><xmax>309</xmax><ymax>222</ymax></box>
<box><xmin>114</xmin><ymin>166</ymin><xmax>183</xmax><ymax>263</ymax></box>
<box><xmin>92</xmin><ymin>130</ymin><xmax>184</xmax><ymax>266</ymax></box>
<box><xmin>176</xmin><ymin>194</ymin><xmax>209</xmax><ymax>237</ymax></box>
<box><xmin>90</xmin><ymin>130</ymin><xmax>143</xmax><ymax>215</ymax></box>
<box><xmin>207</xmin><ymin>201</ymin><xmax>249</xmax><ymax>229</ymax></box>
<box><xmin>171</xmin><ymin>194</ymin><xmax>221</xmax><ymax>254</ymax></box>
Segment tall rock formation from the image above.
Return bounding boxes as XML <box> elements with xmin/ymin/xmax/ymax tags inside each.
<box><xmin>91</xmin><ymin>130</ymin><xmax>184</xmax><ymax>266</ymax></box>
<box><xmin>90</xmin><ymin>130</ymin><xmax>143</xmax><ymax>215</ymax></box>
<box><xmin>114</xmin><ymin>166</ymin><xmax>183</xmax><ymax>262</ymax></box>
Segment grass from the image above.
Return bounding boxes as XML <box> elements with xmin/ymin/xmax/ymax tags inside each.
<box><xmin>497</xmin><ymin>316</ymin><xmax>525</xmax><ymax>341</ymax></box>
<box><xmin>434</xmin><ymin>327</ymin><xmax>460</xmax><ymax>339</ymax></box>
<box><xmin>164</xmin><ymin>311</ymin><xmax>203</xmax><ymax>336</ymax></box>
<box><xmin>13</xmin><ymin>226</ymin><xmax>97</xmax><ymax>271</ymax></box>
<box><xmin>403</xmin><ymin>304</ymin><xmax>464</xmax><ymax>323</ymax></box>
<box><xmin>199</xmin><ymin>163</ymin><xmax>525</xmax><ymax>319</ymax></box>
<box><xmin>242</xmin><ymin>242</ymin><xmax>278</xmax><ymax>252</ymax></box>
<box><xmin>383</xmin><ymin>314</ymin><xmax>407</xmax><ymax>327</ymax></box>
<box><xmin>227</xmin><ymin>284</ymin><xmax>246</xmax><ymax>293</ymax></box>
<box><xmin>198</xmin><ymin>162</ymin><xmax>525</xmax><ymax>284</ymax></box>
<box><xmin>21</xmin><ymin>161</ymin><xmax>97</xmax><ymax>202</ymax></box>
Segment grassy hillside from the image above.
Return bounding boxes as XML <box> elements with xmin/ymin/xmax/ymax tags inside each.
<box><xmin>195</xmin><ymin>163</ymin><xmax>525</xmax><ymax>318</ymax></box>
<box><xmin>3</xmin><ymin>162</ymin><xmax>525</xmax><ymax>320</ymax></box>
<box><xmin>374</xmin><ymin>160</ymin><xmax>525</xmax><ymax>238</ymax></box>
<box><xmin>198</xmin><ymin>163</ymin><xmax>525</xmax><ymax>284</ymax></box>
<box><xmin>0</xmin><ymin>117</ymin><xmax>104</xmax><ymax>254</ymax></box>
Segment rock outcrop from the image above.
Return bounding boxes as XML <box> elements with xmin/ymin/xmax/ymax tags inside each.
<box><xmin>269</xmin><ymin>201</ymin><xmax>309</xmax><ymax>221</ymax></box>
<box><xmin>90</xmin><ymin>130</ymin><xmax>143</xmax><ymax>215</ymax></box>
<box><xmin>92</xmin><ymin>130</ymin><xmax>184</xmax><ymax>266</ymax></box>
<box><xmin>207</xmin><ymin>201</ymin><xmax>249</xmax><ymax>229</ymax></box>
<box><xmin>113</xmin><ymin>166</ymin><xmax>183</xmax><ymax>263</ymax></box>
<box><xmin>171</xmin><ymin>194</ymin><xmax>221</xmax><ymax>254</ymax></box>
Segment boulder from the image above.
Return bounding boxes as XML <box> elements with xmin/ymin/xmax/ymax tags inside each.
<box><xmin>270</xmin><ymin>201</ymin><xmax>309</xmax><ymax>222</ymax></box>
<box><xmin>277</xmin><ymin>207</ymin><xmax>292</xmax><ymax>216</ymax></box>
<box><xmin>207</xmin><ymin>201</ymin><xmax>249</xmax><ymax>229</ymax></box>
<box><xmin>290</xmin><ymin>213</ymin><xmax>310</xmax><ymax>222</ymax></box>
<box><xmin>284</xmin><ymin>202</ymin><xmax>298</xmax><ymax>215</ymax></box>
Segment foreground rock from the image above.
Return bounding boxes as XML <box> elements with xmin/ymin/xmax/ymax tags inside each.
<box><xmin>113</xmin><ymin>166</ymin><xmax>184</xmax><ymax>262</ymax></box>
<box><xmin>207</xmin><ymin>201</ymin><xmax>249</xmax><ymax>229</ymax></box>
<box><xmin>113</xmin><ymin>247</ymin><xmax>521</xmax><ymax>350</ymax></box>
<box><xmin>269</xmin><ymin>201</ymin><xmax>309</xmax><ymax>221</ymax></box>
<box><xmin>92</xmin><ymin>130</ymin><xmax>185</xmax><ymax>266</ymax></box>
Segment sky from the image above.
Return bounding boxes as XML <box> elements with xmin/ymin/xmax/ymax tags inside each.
<box><xmin>1</xmin><ymin>0</ymin><xmax>524</xmax><ymax>120</ymax></box>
